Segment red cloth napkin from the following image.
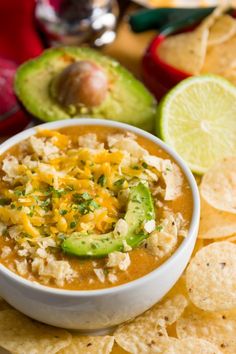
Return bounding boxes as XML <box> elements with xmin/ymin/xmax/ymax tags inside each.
<box><xmin>0</xmin><ymin>0</ymin><xmax>44</xmax><ymax>135</ymax></box>
<box><xmin>0</xmin><ymin>0</ymin><xmax>43</xmax><ymax>64</ymax></box>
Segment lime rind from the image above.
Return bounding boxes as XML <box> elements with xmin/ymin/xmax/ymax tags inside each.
<box><xmin>156</xmin><ymin>75</ymin><xmax>236</xmax><ymax>174</ymax></box>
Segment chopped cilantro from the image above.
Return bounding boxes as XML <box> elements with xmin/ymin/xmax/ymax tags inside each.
<box><xmin>73</xmin><ymin>192</ymin><xmax>90</xmax><ymax>202</ymax></box>
<box><xmin>41</xmin><ymin>198</ymin><xmax>51</xmax><ymax>211</ymax></box>
<box><xmin>78</xmin><ymin>200</ymin><xmax>100</xmax><ymax>215</ymax></box>
<box><xmin>65</xmin><ymin>185</ymin><xmax>74</xmax><ymax>192</ymax></box>
<box><xmin>89</xmin><ymin>200</ymin><xmax>100</xmax><ymax>210</ymax></box>
<box><xmin>28</xmin><ymin>210</ymin><xmax>34</xmax><ymax>217</ymax></box>
<box><xmin>53</xmin><ymin>188</ymin><xmax>66</xmax><ymax>198</ymax></box>
<box><xmin>97</xmin><ymin>174</ymin><xmax>106</xmax><ymax>187</ymax></box>
<box><xmin>70</xmin><ymin>221</ymin><xmax>77</xmax><ymax>229</ymax></box>
<box><xmin>58</xmin><ymin>233</ymin><xmax>66</xmax><ymax>241</ymax></box>
<box><xmin>43</xmin><ymin>188</ymin><xmax>52</xmax><ymax>197</ymax></box>
<box><xmin>103</xmin><ymin>268</ymin><xmax>109</xmax><ymax>275</ymax></box>
<box><xmin>0</xmin><ymin>198</ymin><xmax>11</xmax><ymax>206</ymax></box>
<box><xmin>2</xmin><ymin>228</ymin><xmax>8</xmax><ymax>236</ymax></box>
<box><xmin>17</xmin><ymin>206</ymin><xmax>23</xmax><ymax>211</ymax></box>
<box><xmin>14</xmin><ymin>189</ymin><xmax>25</xmax><ymax>197</ymax></box>
<box><xmin>41</xmin><ymin>199</ymin><xmax>50</xmax><ymax>207</ymax></box>
<box><xmin>156</xmin><ymin>225</ymin><xmax>163</xmax><ymax>232</ymax></box>
<box><xmin>43</xmin><ymin>233</ymin><xmax>50</xmax><ymax>237</ymax></box>
<box><xmin>132</xmin><ymin>165</ymin><xmax>140</xmax><ymax>170</ymax></box>
<box><xmin>81</xmin><ymin>192</ymin><xmax>91</xmax><ymax>200</ymax></box>
<box><xmin>80</xmin><ymin>160</ymin><xmax>86</xmax><ymax>166</ymax></box>
<box><xmin>10</xmin><ymin>203</ymin><xmax>16</xmax><ymax>209</ymax></box>
<box><xmin>44</xmin><ymin>186</ymin><xmax>66</xmax><ymax>198</ymax></box>
<box><xmin>60</xmin><ymin>209</ymin><xmax>68</xmax><ymax>216</ymax></box>
<box><xmin>33</xmin><ymin>195</ymin><xmax>40</xmax><ymax>203</ymax></box>
<box><xmin>114</xmin><ymin>178</ymin><xmax>125</xmax><ymax>187</ymax></box>
<box><xmin>73</xmin><ymin>192</ymin><xmax>100</xmax><ymax>215</ymax></box>
<box><xmin>22</xmin><ymin>232</ymin><xmax>32</xmax><ymax>238</ymax></box>
<box><xmin>142</xmin><ymin>162</ymin><xmax>148</xmax><ymax>169</ymax></box>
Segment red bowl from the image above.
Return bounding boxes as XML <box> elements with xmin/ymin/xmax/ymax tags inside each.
<box><xmin>142</xmin><ymin>34</ymin><xmax>190</xmax><ymax>100</ymax></box>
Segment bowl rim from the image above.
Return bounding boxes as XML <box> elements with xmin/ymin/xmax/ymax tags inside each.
<box><xmin>0</xmin><ymin>118</ymin><xmax>200</xmax><ymax>297</ymax></box>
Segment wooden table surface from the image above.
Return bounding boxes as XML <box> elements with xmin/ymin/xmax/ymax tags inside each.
<box><xmin>102</xmin><ymin>4</ymin><xmax>156</xmax><ymax>79</ymax></box>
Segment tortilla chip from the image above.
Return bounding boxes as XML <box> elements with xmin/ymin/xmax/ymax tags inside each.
<box><xmin>115</xmin><ymin>325</ymin><xmax>168</xmax><ymax>354</ymax></box>
<box><xmin>200</xmin><ymin>4</ymin><xmax>232</xmax><ymax>31</ymax></box>
<box><xmin>217</xmin><ymin>68</ymin><xmax>236</xmax><ymax>86</ymax></box>
<box><xmin>58</xmin><ymin>335</ymin><xmax>114</xmax><ymax>354</ymax></box>
<box><xmin>201</xmin><ymin>35</ymin><xmax>236</xmax><ymax>78</ymax></box>
<box><xmin>198</xmin><ymin>6</ymin><xmax>236</xmax><ymax>84</ymax></box>
<box><xmin>177</xmin><ymin>304</ymin><xmax>236</xmax><ymax>353</ymax></box>
<box><xmin>186</xmin><ymin>242</ymin><xmax>236</xmax><ymax>311</ymax></box>
<box><xmin>208</xmin><ymin>15</ymin><xmax>236</xmax><ymax>46</ymax></box>
<box><xmin>114</xmin><ymin>294</ymin><xmax>187</xmax><ymax>353</ymax></box>
<box><xmin>198</xmin><ymin>197</ymin><xmax>236</xmax><ymax>239</ymax></box>
<box><xmin>0</xmin><ymin>309</ymin><xmax>71</xmax><ymax>354</ymax></box>
<box><xmin>200</xmin><ymin>157</ymin><xmax>236</xmax><ymax>214</ymax></box>
<box><xmin>163</xmin><ymin>337</ymin><xmax>222</xmax><ymax>354</ymax></box>
<box><xmin>157</xmin><ymin>27</ymin><xmax>209</xmax><ymax>75</ymax></box>
<box><xmin>139</xmin><ymin>337</ymin><xmax>178</xmax><ymax>353</ymax></box>
<box><xmin>157</xmin><ymin>5</ymin><xmax>232</xmax><ymax>76</ymax></box>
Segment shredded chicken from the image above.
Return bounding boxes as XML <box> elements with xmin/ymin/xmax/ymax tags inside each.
<box><xmin>144</xmin><ymin>220</ymin><xmax>156</xmax><ymax>234</ymax></box>
<box><xmin>145</xmin><ymin>211</ymin><xmax>187</xmax><ymax>258</ymax></box>
<box><xmin>30</xmin><ymin>136</ymin><xmax>59</xmax><ymax>160</ymax></box>
<box><xmin>114</xmin><ymin>219</ymin><xmax>128</xmax><ymax>238</ymax></box>
<box><xmin>31</xmin><ymin>257</ymin><xmax>76</xmax><ymax>287</ymax></box>
<box><xmin>94</xmin><ymin>268</ymin><xmax>105</xmax><ymax>283</ymax></box>
<box><xmin>78</xmin><ymin>133</ymin><xmax>104</xmax><ymax>149</ymax></box>
<box><xmin>107</xmin><ymin>252</ymin><xmax>131</xmax><ymax>271</ymax></box>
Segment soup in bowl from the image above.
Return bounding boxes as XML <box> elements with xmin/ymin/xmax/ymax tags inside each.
<box><xmin>0</xmin><ymin>119</ymin><xmax>199</xmax><ymax>330</ymax></box>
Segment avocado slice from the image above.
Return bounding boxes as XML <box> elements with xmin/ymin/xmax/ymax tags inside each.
<box><xmin>62</xmin><ymin>182</ymin><xmax>155</xmax><ymax>257</ymax></box>
<box><xmin>14</xmin><ymin>47</ymin><xmax>157</xmax><ymax>131</ymax></box>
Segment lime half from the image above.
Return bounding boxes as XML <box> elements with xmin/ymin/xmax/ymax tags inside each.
<box><xmin>157</xmin><ymin>75</ymin><xmax>236</xmax><ymax>174</ymax></box>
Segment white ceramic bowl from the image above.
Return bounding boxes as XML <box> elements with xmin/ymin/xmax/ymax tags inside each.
<box><xmin>0</xmin><ymin>119</ymin><xmax>200</xmax><ymax>331</ymax></box>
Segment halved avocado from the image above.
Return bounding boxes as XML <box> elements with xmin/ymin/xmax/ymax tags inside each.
<box><xmin>14</xmin><ymin>47</ymin><xmax>157</xmax><ymax>131</ymax></box>
<box><xmin>62</xmin><ymin>182</ymin><xmax>155</xmax><ymax>258</ymax></box>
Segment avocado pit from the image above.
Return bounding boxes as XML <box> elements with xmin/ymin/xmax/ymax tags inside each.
<box><xmin>54</xmin><ymin>60</ymin><xmax>108</xmax><ymax>108</ymax></box>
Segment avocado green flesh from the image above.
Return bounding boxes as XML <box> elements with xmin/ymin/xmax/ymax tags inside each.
<box><xmin>14</xmin><ymin>47</ymin><xmax>157</xmax><ymax>131</ymax></box>
<box><xmin>62</xmin><ymin>182</ymin><xmax>155</xmax><ymax>258</ymax></box>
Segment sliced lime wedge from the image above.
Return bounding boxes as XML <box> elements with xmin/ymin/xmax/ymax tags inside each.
<box><xmin>157</xmin><ymin>75</ymin><xmax>236</xmax><ymax>174</ymax></box>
